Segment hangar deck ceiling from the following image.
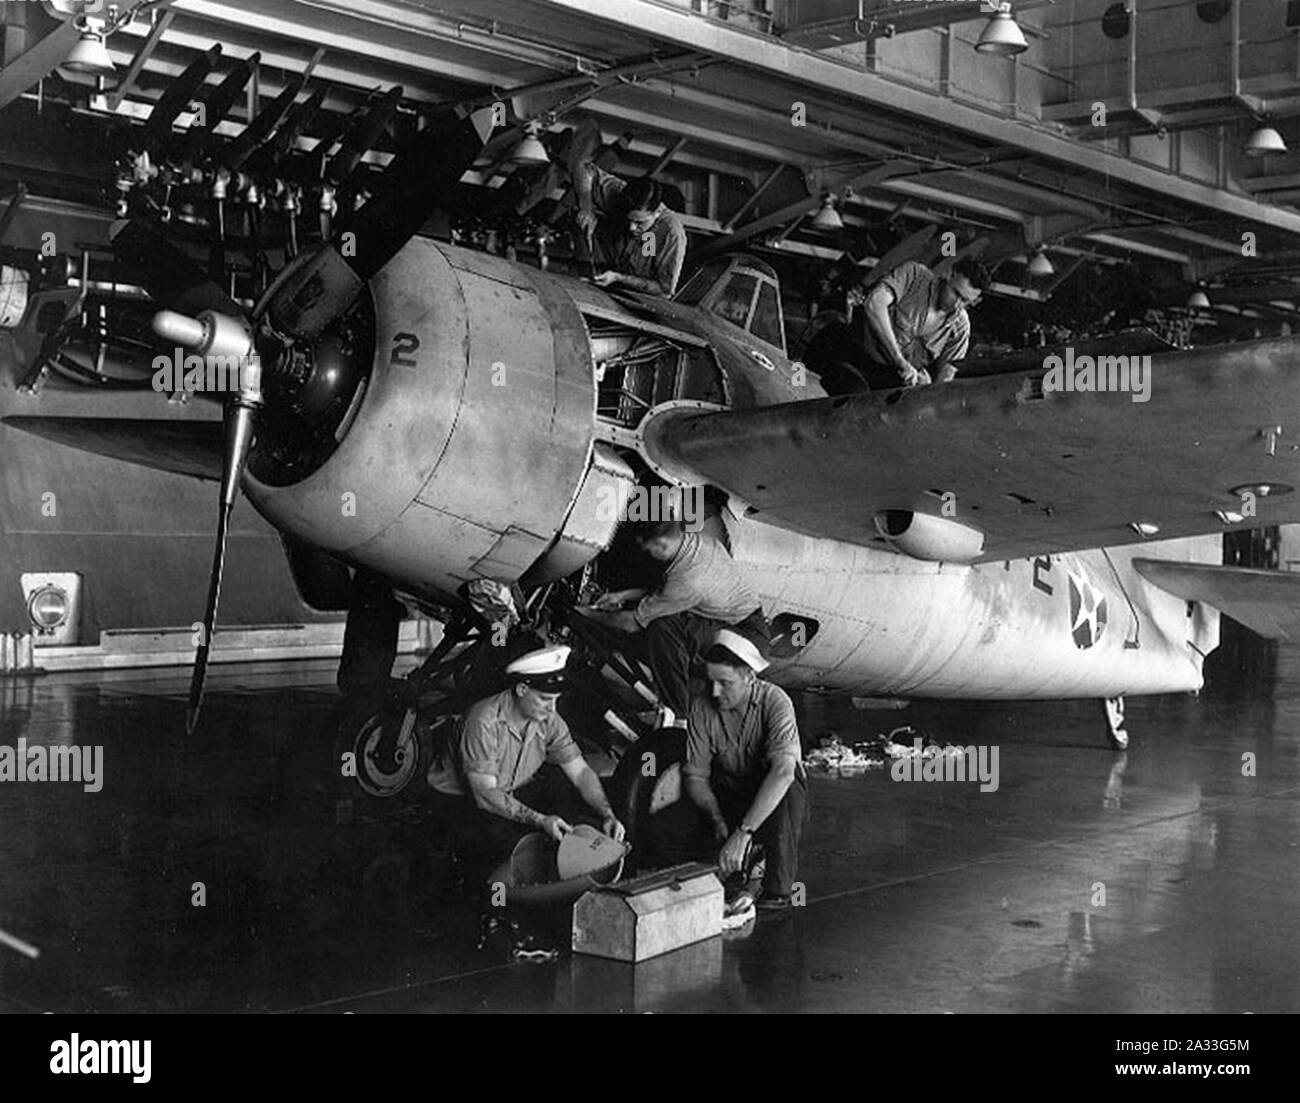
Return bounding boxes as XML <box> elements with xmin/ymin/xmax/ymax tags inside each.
<box><xmin>4</xmin><ymin>0</ymin><xmax>1300</xmax><ymax>334</ymax></box>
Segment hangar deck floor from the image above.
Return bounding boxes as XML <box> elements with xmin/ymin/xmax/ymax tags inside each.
<box><xmin>2</xmin><ymin>642</ymin><xmax>1298</xmax><ymax>1014</ymax></box>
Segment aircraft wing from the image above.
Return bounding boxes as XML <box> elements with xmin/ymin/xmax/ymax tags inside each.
<box><xmin>645</xmin><ymin>337</ymin><xmax>1300</xmax><ymax>563</ymax></box>
<box><xmin>2</xmin><ymin>416</ymin><xmax>225</xmax><ymax>482</ymax></box>
<box><xmin>1133</xmin><ymin>559</ymin><xmax>1300</xmax><ymax>641</ymax></box>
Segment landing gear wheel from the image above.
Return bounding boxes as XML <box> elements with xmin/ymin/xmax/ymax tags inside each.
<box><xmin>1103</xmin><ymin>696</ymin><xmax>1129</xmax><ymax>751</ymax></box>
<box><xmin>334</xmin><ymin>686</ymin><xmax>435</xmax><ymax>804</ymax></box>
<box><xmin>608</xmin><ymin>727</ymin><xmax>687</xmax><ymax>855</ymax></box>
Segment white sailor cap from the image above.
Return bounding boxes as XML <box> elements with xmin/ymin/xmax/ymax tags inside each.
<box><xmin>505</xmin><ymin>644</ymin><xmax>571</xmax><ymax>692</ymax></box>
<box><xmin>709</xmin><ymin>629</ymin><xmax>769</xmax><ymax>674</ymax></box>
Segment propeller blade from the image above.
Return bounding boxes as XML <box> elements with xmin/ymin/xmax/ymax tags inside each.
<box><xmin>324</xmin><ymin>85</ymin><xmax>402</xmax><ymax>187</ymax></box>
<box><xmin>143</xmin><ymin>44</ymin><xmax>222</xmax><ymax>145</ymax></box>
<box><xmin>279</xmin><ymin>87</ymin><xmax>327</xmax><ymax>158</ymax></box>
<box><xmin>266</xmin><ymin>107</ymin><xmax>492</xmax><ymax>340</ymax></box>
<box><xmin>186</xmin><ymin>52</ymin><xmax>258</xmax><ymax>154</ymax></box>
<box><xmin>187</xmin><ymin>368</ymin><xmax>262</xmax><ymax>734</ymax></box>
<box><xmin>340</xmin><ymin>107</ymin><xmax>489</xmax><ymax>283</ymax></box>
<box><xmin>218</xmin><ymin>70</ymin><xmax>309</xmax><ymax>172</ymax></box>
<box><xmin>300</xmin><ymin>95</ymin><xmax>360</xmax><ymax>183</ymax></box>
<box><xmin>110</xmin><ymin>218</ymin><xmax>242</xmax><ymax>316</ymax></box>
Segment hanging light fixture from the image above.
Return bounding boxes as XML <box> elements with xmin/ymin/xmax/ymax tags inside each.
<box><xmin>976</xmin><ymin>3</ymin><xmax>1029</xmax><ymax>57</ymax></box>
<box><xmin>58</xmin><ymin>16</ymin><xmax>116</xmax><ymax>77</ymax></box>
<box><xmin>810</xmin><ymin>195</ymin><xmax>843</xmax><ymax>232</ymax></box>
<box><xmin>1187</xmin><ymin>288</ymin><xmax>1211</xmax><ymax>309</ymax></box>
<box><xmin>510</xmin><ymin>121</ymin><xmax>549</xmax><ymax>166</ymax></box>
<box><xmin>1245</xmin><ymin>124</ymin><xmax>1287</xmax><ymax>157</ymax></box>
<box><xmin>1026</xmin><ymin>248</ymin><xmax>1055</xmax><ymax>277</ymax></box>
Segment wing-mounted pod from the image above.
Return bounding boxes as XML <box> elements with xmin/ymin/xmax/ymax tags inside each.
<box><xmin>873</xmin><ymin>510</ymin><xmax>985</xmax><ymax>563</ymax></box>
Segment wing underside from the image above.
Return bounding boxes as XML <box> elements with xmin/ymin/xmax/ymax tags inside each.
<box><xmin>2</xmin><ymin>415</ymin><xmax>225</xmax><ymax>482</ymax></box>
<box><xmin>645</xmin><ymin>336</ymin><xmax>1300</xmax><ymax>563</ymax></box>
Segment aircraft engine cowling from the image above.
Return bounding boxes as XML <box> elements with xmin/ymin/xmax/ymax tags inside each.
<box><xmin>874</xmin><ymin>510</ymin><xmax>985</xmax><ymax>563</ymax></box>
<box><xmin>241</xmin><ymin>239</ymin><xmax>597</xmax><ymax>602</ymax></box>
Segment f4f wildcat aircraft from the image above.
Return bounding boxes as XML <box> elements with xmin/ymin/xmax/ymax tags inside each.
<box><xmin>8</xmin><ymin>99</ymin><xmax>1300</xmax><ymax>835</ymax></box>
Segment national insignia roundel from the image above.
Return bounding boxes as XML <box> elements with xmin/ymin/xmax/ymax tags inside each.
<box><xmin>1068</xmin><ymin>571</ymin><xmax>1108</xmax><ymax>649</ymax></box>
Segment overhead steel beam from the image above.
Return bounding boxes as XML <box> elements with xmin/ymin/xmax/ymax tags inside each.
<box><xmin>782</xmin><ymin>0</ymin><xmax>1056</xmax><ymax>48</ymax></box>
<box><xmin>0</xmin><ymin>16</ymin><xmax>82</xmax><ymax>111</ymax></box>
<box><xmin>107</xmin><ymin>9</ymin><xmax>176</xmax><ymax>112</ymax></box>
<box><xmin>1156</xmin><ymin>225</ymin><xmax>1249</xmax><ymax>256</ymax></box>
<box><xmin>1084</xmin><ymin>232</ymin><xmax>1190</xmax><ymax>265</ymax></box>
<box><xmin>646</xmin><ymin>134</ymin><xmax>687</xmax><ymax>178</ymax></box>
<box><xmin>878</xmin><ymin>179</ymin><xmax>1025</xmax><ymax>223</ymax></box>
<box><xmin>693</xmin><ymin>160</ymin><xmax>917</xmax><ymax>260</ymax></box>
<box><xmin>531</xmin><ymin>0</ymin><xmax>1300</xmax><ymax>236</ymax></box>
<box><xmin>723</xmin><ymin>164</ymin><xmax>787</xmax><ymax>231</ymax></box>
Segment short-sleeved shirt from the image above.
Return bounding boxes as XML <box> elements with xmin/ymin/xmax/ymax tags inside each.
<box><xmin>427</xmin><ymin>689</ymin><xmax>582</xmax><ymax>796</ymax></box>
<box><xmin>860</xmin><ymin>261</ymin><xmax>971</xmax><ymax>373</ymax></box>
<box><xmin>684</xmin><ymin>680</ymin><xmax>802</xmax><ymax>786</ymax></box>
<box><xmin>633</xmin><ymin>530</ymin><xmax>762</xmax><ymax>629</ymax></box>
<box><xmin>590</xmin><ymin>167</ymin><xmax>687</xmax><ymax>297</ymax></box>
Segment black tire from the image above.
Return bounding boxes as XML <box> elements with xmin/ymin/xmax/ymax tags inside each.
<box><xmin>332</xmin><ymin>685</ymin><xmax>438</xmax><ymax>805</ymax></box>
<box><xmin>608</xmin><ymin>727</ymin><xmax>688</xmax><ymax>855</ymax></box>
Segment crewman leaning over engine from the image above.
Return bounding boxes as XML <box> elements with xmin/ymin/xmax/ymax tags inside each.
<box><xmin>574</xmin><ymin>168</ymin><xmax>687</xmax><ymax>297</ymax></box>
<box><xmin>577</xmin><ymin>517</ymin><xmax>769</xmax><ymax>723</ymax></box>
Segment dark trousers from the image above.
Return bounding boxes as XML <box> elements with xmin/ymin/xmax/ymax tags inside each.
<box><xmin>644</xmin><ymin>607</ymin><xmax>769</xmax><ymax>715</ymax></box>
<box><xmin>654</xmin><ymin>771</ymin><xmax>808</xmax><ymax>897</ymax></box>
<box><xmin>428</xmin><ymin>765</ymin><xmax>594</xmax><ymax>891</ymax></box>
<box><xmin>802</xmin><ymin>320</ymin><xmax>912</xmax><ymax>393</ymax></box>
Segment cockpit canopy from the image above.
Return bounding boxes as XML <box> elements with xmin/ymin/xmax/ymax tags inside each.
<box><xmin>674</xmin><ymin>254</ymin><xmax>786</xmax><ymax>354</ymax></box>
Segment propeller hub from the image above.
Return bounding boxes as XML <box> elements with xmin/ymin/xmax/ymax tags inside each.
<box><xmin>153</xmin><ymin>308</ymin><xmax>254</xmax><ymax>364</ymax></box>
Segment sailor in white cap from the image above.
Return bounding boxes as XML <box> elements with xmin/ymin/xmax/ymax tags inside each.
<box><xmin>427</xmin><ymin>644</ymin><xmax>625</xmax><ymax>889</ymax></box>
<box><xmin>680</xmin><ymin>628</ymin><xmax>808</xmax><ymax>912</ymax></box>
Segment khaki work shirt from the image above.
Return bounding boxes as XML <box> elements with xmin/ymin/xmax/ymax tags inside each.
<box><xmin>428</xmin><ymin>689</ymin><xmax>582</xmax><ymax>796</ymax></box>
<box><xmin>684</xmin><ymin>680</ymin><xmax>802</xmax><ymax>787</ymax></box>
<box><xmin>634</xmin><ymin>530</ymin><xmax>762</xmax><ymax>629</ymax></box>
<box><xmin>591</xmin><ymin>167</ymin><xmax>687</xmax><ymax>296</ymax></box>
<box><xmin>861</xmin><ymin>260</ymin><xmax>971</xmax><ymax>373</ymax></box>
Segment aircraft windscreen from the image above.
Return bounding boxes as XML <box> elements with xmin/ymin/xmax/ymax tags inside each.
<box><xmin>674</xmin><ymin>255</ymin><xmax>786</xmax><ymax>353</ymax></box>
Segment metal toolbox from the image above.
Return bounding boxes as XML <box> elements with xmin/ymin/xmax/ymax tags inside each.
<box><xmin>572</xmin><ymin>862</ymin><xmax>723</xmax><ymax>962</ymax></box>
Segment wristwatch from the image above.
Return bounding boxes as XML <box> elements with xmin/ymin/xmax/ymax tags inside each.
<box><xmin>738</xmin><ymin>825</ymin><xmax>755</xmax><ymax>837</ymax></box>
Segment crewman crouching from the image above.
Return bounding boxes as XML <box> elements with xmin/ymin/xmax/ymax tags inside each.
<box><xmin>683</xmin><ymin>630</ymin><xmax>808</xmax><ymax>912</ymax></box>
<box><xmin>427</xmin><ymin>645</ymin><xmax>625</xmax><ymax>891</ymax></box>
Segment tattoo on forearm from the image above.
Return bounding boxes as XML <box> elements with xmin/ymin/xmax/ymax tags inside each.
<box><xmin>494</xmin><ymin>792</ymin><xmax>544</xmax><ymax>828</ymax></box>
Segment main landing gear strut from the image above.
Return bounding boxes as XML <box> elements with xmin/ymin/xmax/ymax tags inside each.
<box><xmin>332</xmin><ymin>590</ymin><xmax>689</xmax><ymax>857</ymax></box>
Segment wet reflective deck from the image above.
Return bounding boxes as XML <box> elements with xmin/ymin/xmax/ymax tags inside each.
<box><xmin>2</xmin><ymin>643</ymin><xmax>1298</xmax><ymax>1013</ymax></box>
